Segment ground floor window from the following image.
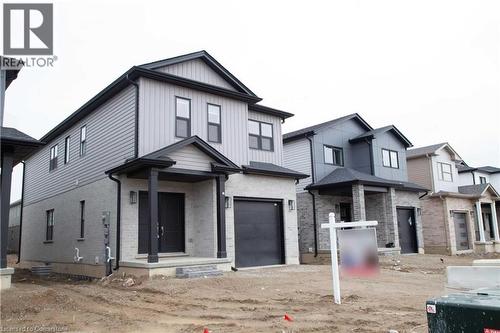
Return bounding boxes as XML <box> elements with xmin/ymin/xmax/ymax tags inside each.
<box><xmin>46</xmin><ymin>209</ymin><xmax>54</xmax><ymax>241</ymax></box>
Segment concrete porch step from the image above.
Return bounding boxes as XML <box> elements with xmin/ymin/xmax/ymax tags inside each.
<box><xmin>176</xmin><ymin>265</ymin><xmax>222</xmax><ymax>278</ymax></box>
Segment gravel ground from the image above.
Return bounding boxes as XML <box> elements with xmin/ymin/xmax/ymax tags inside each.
<box><xmin>0</xmin><ymin>254</ymin><xmax>494</xmax><ymax>332</ymax></box>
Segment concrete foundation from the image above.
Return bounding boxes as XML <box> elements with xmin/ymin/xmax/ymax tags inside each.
<box><xmin>0</xmin><ymin>267</ymin><xmax>14</xmax><ymax>290</ymax></box>
<box><xmin>447</xmin><ymin>266</ymin><xmax>500</xmax><ymax>290</ymax></box>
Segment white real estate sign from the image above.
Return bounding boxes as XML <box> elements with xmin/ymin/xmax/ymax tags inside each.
<box><xmin>321</xmin><ymin>212</ymin><xmax>378</xmax><ymax>304</ymax></box>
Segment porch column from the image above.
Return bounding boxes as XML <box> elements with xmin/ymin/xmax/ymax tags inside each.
<box><xmin>147</xmin><ymin>168</ymin><xmax>159</xmax><ymax>263</ymax></box>
<box><xmin>0</xmin><ymin>151</ymin><xmax>14</xmax><ymax>268</ymax></box>
<box><xmin>491</xmin><ymin>202</ymin><xmax>499</xmax><ymax>242</ymax></box>
<box><xmin>216</xmin><ymin>175</ymin><xmax>227</xmax><ymax>258</ymax></box>
<box><xmin>352</xmin><ymin>184</ymin><xmax>366</xmax><ymax>221</ymax></box>
<box><xmin>475</xmin><ymin>201</ymin><xmax>485</xmax><ymax>242</ymax></box>
<box><xmin>385</xmin><ymin>187</ymin><xmax>399</xmax><ymax>248</ymax></box>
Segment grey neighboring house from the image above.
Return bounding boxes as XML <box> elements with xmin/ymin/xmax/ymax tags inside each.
<box><xmin>283</xmin><ymin>114</ymin><xmax>426</xmax><ymax>262</ymax></box>
<box><xmin>21</xmin><ymin>51</ymin><xmax>307</xmax><ymax>277</ymax></box>
<box><xmin>8</xmin><ymin>200</ymin><xmax>21</xmax><ymax>254</ymax></box>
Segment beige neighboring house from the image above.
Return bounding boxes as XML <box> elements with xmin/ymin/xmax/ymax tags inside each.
<box><xmin>406</xmin><ymin>143</ymin><xmax>500</xmax><ymax>255</ymax></box>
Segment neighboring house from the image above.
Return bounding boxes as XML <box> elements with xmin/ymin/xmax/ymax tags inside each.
<box><xmin>20</xmin><ymin>51</ymin><xmax>307</xmax><ymax>277</ymax></box>
<box><xmin>457</xmin><ymin>164</ymin><xmax>500</xmax><ymax>191</ymax></box>
<box><xmin>283</xmin><ymin>114</ymin><xmax>426</xmax><ymax>262</ymax></box>
<box><xmin>407</xmin><ymin>143</ymin><xmax>500</xmax><ymax>255</ymax></box>
<box><xmin>8</xmin><ymin>200</ymin><xmax>21</xmax><ymax>254</ymax></box>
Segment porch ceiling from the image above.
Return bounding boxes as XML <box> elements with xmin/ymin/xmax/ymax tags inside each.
<box><xmin>127</xmin><ymin>167</ymin><xmax>218</xmax><ymax>183</ymax></box>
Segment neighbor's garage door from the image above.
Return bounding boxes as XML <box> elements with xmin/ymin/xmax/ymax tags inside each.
<box><xmin>234</xmin><ymin>198</ymin><xmax>284</xmax><ymax>268</ymax></box>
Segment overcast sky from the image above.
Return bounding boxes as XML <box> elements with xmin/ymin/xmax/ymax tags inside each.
<box><xmin>4</xmin><ymin>0</ymin><xmax>500</xmax><ymax>202</ymax></box>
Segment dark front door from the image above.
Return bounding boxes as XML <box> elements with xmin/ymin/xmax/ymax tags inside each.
<box><xmin>138</xmin><ymin>191</ymin><xmax>185</xmax><ymax>254</ymax></box>
<box><xmin>234</xmin><ymin>199</ymin><xmax>284</xmax><ymax>268</ymax></box>
<box><xmin>453</xmin><ymin>212</ymin><xmax>470</xmax><ymax>250</ymax></box>
<box><xmin>339</xmin><ymin>203</ymin><xmax>352</xmax><ymax>222</ymax></box>
<box><xmin>397</xmin><ymin>208</ymin><xmax>418</xmax><ymax>254</ymax></box>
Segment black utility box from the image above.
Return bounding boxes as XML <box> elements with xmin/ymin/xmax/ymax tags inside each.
<box><xmin>426</xmin><ymin>288</ymin><xmax>500</xmax><ymax>333</ymax></box>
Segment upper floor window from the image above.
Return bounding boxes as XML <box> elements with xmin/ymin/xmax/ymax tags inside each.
<box><xmin>49</xmin><ymin>145</ymin><xmax>58</xmax><ymax>171</ymax></box>
<box><xmin>479</xmin><ymin>176</ymin><xmax>487</xmax><ymax>184</ymax></box>
<box><xmin>324</xmin><ymin>145</ymin><xmax>343</xmax><ymax>166</ymax></box>
<box><xmin>175</xmin><ymin>97</ymin><xmax>191</xmax><ymax>138</ymax></box>
<box><xmin>207</xmin><ymin>103</ymin><xmax>221</xmax><ymax>143</ymax></box>
<box><xmin>248</xmin><ymin>120</ymin><xmax>273</xmax><ymax>151</ymax></box>
<box><xmin>438</xmin><ymin>162</ymin><xmax>453</xmax><ymax>182</ymax></box>
<box><xmin>382</xmin><ymin>149</ymin><xmax>399</xmax><ymax>169</ymax></box>
<box><xmin>64</xmin><ymin>136</ymin><xmax>70</xmax><ymax>164</ymax></box>
<box><xmin>46</xmin><ymin>209</ymin><xmax>54</xmax><ymax>241</ymax></box>
<box><xmin>80</xmin><ymin>125</ymin><xmax>87</xmax><ymax>157</ymax></box>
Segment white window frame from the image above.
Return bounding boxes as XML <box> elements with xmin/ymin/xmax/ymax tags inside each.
<box><xmin>438</xmin><ymin>162</ymin><xmax>453</xmax><ymax>182</ymax></box>
<box><xmin>323</xmin><ymin>145</ymin><xmax>344</xmax><ymax>166</ymax></box>
<box><xmin>207</xmin><ymin>103</ymin><xmax>221</xmax><ymax>143</ymax></box>
<box><xmin>382</xmin><ymin>148</ymin><xmax>399</xmax><ymax>169</ymax></box>
<box><xmin>80</xmin><ymin>125</ymin><xmax>87</xmax><ymax>157</ymax></box>
<box><xmin>64</xmin><ymin>136</ymin><xmax>70</xmax><ymax>164</ymax></box>
<box><xmin>49</xmin><ymin>144</ymin><xmax>58</xmax><ymax>171</ymax></box>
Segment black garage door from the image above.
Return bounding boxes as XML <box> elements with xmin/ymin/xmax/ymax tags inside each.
<box><xmin>234</xmin><ymin>198</ymin><xmax>284</xmax><ymax>268</ymax></box>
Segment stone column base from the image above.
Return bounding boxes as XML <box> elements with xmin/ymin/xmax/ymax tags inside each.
<box><xmin>474</xmin><ymin>241</ymin><xmax>495</xmax><ymax>254</ymax></box>
<box><xmin>494</xmin><ymin>241</ymin><xmax>500</xmax><ymax>253</ymax></box>
<box><xmin>0</xmin><ymin>267</ymin><xmax>14</xmax><ymax>290</ymax></box>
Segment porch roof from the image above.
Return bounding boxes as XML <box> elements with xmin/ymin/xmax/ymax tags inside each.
<box><xmin>242</xmin><ymin>161</ymin><xmax>309</xmax><ymax>179</ymax></box>
<box><xmin>458</xmin><ymin>184</ymin><xmax>500</xmax><ymax>198</ymax></box>
<box><xmin>306</xmin><ymin>167</ymin><xmax>427</xmax><ymax>192</ymax></box>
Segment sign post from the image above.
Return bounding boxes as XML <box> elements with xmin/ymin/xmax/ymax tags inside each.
<box><xmin>321</xmin><ymin>212</ymin><xmax>378</xmax><ymax>304</ymax></box>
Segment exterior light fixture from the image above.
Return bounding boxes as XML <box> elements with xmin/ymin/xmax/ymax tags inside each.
<box><xmin>288</xmin><ymin>199</ymin><xmax>295</xmax><ymax>211</ymax></box>
<box><xmin>129</xmin><ymin>191</ymin><xmax>137</xmax><ymax>204</ymax></box>
<box><xmin>225</xmin><ymin>196</ymin><xmax>232</xmax><ymax>209</ymax></box>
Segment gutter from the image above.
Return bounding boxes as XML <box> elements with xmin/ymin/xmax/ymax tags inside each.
<box><xmin>108</xmin><ymin>173</ymin><xmax>121</xmax><ymax>270</ymax></box>
<box><xmin>16</xmin><ymin>161</ymin><xmax>26</xmax><ymax>264</ymax></box>
<box><xmin>305</xmin><ymin>134</ymin><xmax>318</xmax><ymax>257</ymax></box>
<box><xmin>419</xmin><ymin>191</ymin><xmax>428</xmax><ymax>199</ymax></box>
<box><xmin>126</xmin><ymin>74</ymin><xmax>139</xmax><ymax>158</ymax></box>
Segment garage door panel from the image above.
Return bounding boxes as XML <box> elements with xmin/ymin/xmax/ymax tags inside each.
<box><xmin>234</xmin><ymin>199</ymin><xmax>284</xmax><ymax>268</ymax></box>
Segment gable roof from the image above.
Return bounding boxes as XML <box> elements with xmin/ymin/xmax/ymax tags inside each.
<box><xmin>140</xmin><ymin>50</ymin><xmax>257</xmax><ymax>97</ymax></box>
<box><xmin>349</xmin><ymin>125</ymin><xmax>413</xmax><ymax>148</ymax></box>
<box><xmin>143</xmin><ymin>135</ymin><xmax>240</xmax><ymax>169</ymax></box>
<box><xmin>406</xmin><ymin>142</ymin><xmax>462</xmax><ymax>161</ymax></box>
<box><xmin>106</xmin><ymin>136</ymin><xmax>240</xmax><ymax>175</ymax></box>
<box><xmin>306</xmin><ymin>167</ymin><xmax>427</xmax><ymax>191</ymax></box>
<box><xmin>38</xmin><ymin>52</ymin><xmax>293</xmax><ymax>144</ymax></box>
<box><xmin>283</xmin><ymin>113</ymin><xmax>373</xmax><ymax>143</ymax></box>
<box><xmin>458</xmin><ymin>184</ymin><xmax>500</xmax><ymax>198</ymax></box>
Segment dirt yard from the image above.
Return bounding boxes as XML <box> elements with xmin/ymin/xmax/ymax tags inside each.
<box><xmin>0</xmin><ymin>254</ymin><xmax>493</xmax><ymax>333</ymax></box>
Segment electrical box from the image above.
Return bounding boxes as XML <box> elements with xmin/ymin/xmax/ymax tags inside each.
<box><xmin>426</xmin><ymin>288</ymin><xmax>500</xmax><ymax>333</ymax></box>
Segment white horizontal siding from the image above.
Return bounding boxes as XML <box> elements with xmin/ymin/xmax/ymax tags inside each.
<box><xmin>248</xmin><ymin>110</ymin><xmax>284</xmax><ymax>166</ymax></box>
<box><xmin>168</xmin><ymin>145</ymin><xmax>215</xmax><ymax>171</ymax></box>
<box><xmin>283</xmin><ymin>138</ymin><xmax>312</xmax><ymax>192</ymax></box>
<box><xmin>24</xmin><ymin>86</ymin><xmax>136</xmax><ymax>205</ymax></box>
<box><xmin>155</xmin><ymin>59</ymin><xmax>236</xmax><ymax>91</ymax></box>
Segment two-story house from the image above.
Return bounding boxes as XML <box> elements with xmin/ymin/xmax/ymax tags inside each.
<box><xmin>407</xmin><ymin>143</ymin><xmax>500</xmax><ymax>255</ymax></box>
<box><xmin>20</xmin><ymin>51</ymin><xmax>308</xmax><ymax>277</ymax></box>
<box><xmin>283</xmin><ymin>114</ymin><xmax>426</xmax><ymax>263</ymax></box>
<box><xmin>457</xmin><ymin>163</ymin><xmax>500</xmax><ymax>192</ymax></box>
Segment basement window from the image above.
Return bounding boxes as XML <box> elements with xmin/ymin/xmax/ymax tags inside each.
<box><xmin>46</xmin><ymin>209</ymin><xmax>54</xmax><ymax>241</ymax></box>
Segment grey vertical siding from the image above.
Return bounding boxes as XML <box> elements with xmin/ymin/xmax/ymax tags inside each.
<box><xmin>24</xmin><ymin>86</ymin><xmax>136</xmax><ymax>205</ymax></box>
<box><xmin>248</xmin><ymin>110</ymin><xmax>283</xmax><ymax>165</ymax></box>
<box><xmin>312</xmin><ymin>119</ymin><xmax>367</xmax><ymax>182</ymax></box>
<box><xmin>350</xmin><ymin>141</ymin><xmax>372</xmax><ymax>174</ymax></box>
<box><xmin>155</xmin><ymin>59</ymin><xmax>237</xmax><ymax>91</ymax></box>
<box><xmin>138</xmin><ymin>78</ymin><xmax>286</xmax><ymax>167</ymax></box>
<box><xmin>371</xmin><ymin>131</ymin><xmax>408</xmax><ymax>181</ymax></box>
<box><xmin>283</xmin><ymin>138</ymin><xmax>312</xmax><ymax>192</ymax></box>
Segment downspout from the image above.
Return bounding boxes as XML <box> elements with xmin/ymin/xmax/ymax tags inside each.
<box><xmin>419</xmin><ymin>191</ymin><xmax>428</xmax><ymax>199</ymax></box>
<box><xmin>16</xmin><ymin>161</ymin><xmax>26</xmax><ymax>264</ymax></box>
<box><xmin>305</xmin><ymin>134</ymin><xmax>318</xmax><ymax>257</ymax></box>
<box><xmin>365</xmin><ymin>138</ymin><xmax>374</xmax><ymax>175</ymax></box>
<box><xmin>108</xmin><ymin>173</ymin><xmax>121</xmax><ymax>270</ymax></box>
<box><xmin>126</xmin><ymin>74</ymin><xmax>139</xmax><ymax>159</ymax></box>
<box><xmin>471</xmin><ymin>171</ymin><xmax>476</xmax><ymax>185</ymax></box>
